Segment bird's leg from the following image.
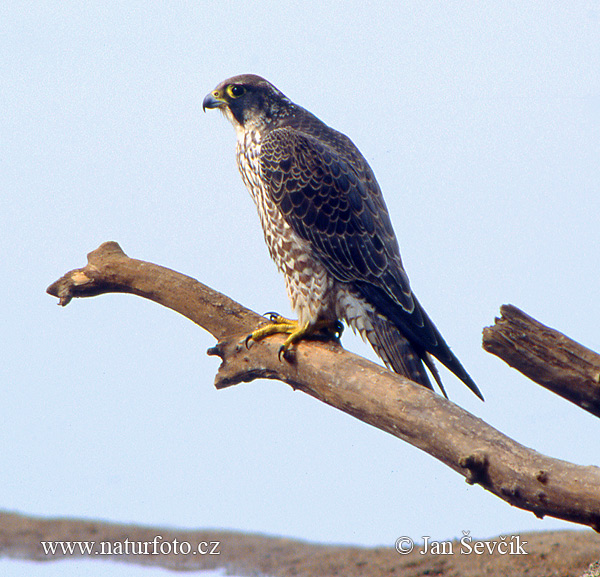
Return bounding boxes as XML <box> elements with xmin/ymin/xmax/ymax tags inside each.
<box><xmin>245</xmin><ymin>313</ymin><xmax>344</xmax><ymax>361</ymax></box>
<box><xmin>246</xmin><ymin>314</ymin><xmax>299</xmax><ymax>345</ymax></box>
<box><xmin>264</xmin><ymin>312</ymin><xmax>296</xmax><ymax>326</ymax></box>
<box><xmin>278</xmin><ymin>318</ymin><xmax>344</xmax><ymax>360</ymax></box>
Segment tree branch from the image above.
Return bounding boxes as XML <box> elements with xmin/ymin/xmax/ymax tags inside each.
<box><xmin>47</xmin><ymin>242</ymin><xmax>600</xmax><ymax>531</ymax></box>
<box><xmin>483</xmin><ymin>305</ymin><xmax>600</xmax><ymax>418</ymax></box>
<box><xmin>46</xmin><ymin>241</ymin><xmax>258</xmax><ymax>340</ymax></box>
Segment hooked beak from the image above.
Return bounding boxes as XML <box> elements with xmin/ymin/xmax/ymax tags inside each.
<box><xmin>202</xmin><ymin>90</ymin><xmax>226</xmax><ymax>112</ymax></box>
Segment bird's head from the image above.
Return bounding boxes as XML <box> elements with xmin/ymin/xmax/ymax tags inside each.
<box><xmin>203</xmin><ymin>74</ymin><xmax>294</xmax><ymax>131</ymax></box>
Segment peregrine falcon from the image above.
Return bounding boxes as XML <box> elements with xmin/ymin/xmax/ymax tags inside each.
<box><xmin>203</xmin><ymin>74</ymin><xmax>483</xmax><ymax>400</ymax></box>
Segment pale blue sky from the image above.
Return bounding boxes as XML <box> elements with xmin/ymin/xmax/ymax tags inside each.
<box><xmin>2</xmin><ymin>2</ymin><xmax>599</xmax><ymax>575</ymax></box>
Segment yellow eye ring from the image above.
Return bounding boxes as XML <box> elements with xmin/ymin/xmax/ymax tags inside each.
<box><xmin>227</xmin><ymin>84</ymin><xmax>246</xmax><ymax>98</ymax></box>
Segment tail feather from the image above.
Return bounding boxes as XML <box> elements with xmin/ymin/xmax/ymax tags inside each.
<box><xmin>421</xmin><ymin>351</ymin><xmax>448</xmax><ymax>399</ymax></box>
<box><xmin>356</xmin><ymin>285</ymin><xmax>484</xmax><ymax>401</ymax></box>
<box><xmin>340</xmin><ymin>287</ymin><xmax>483</xmax><ymax>400</ymax></box>
<box><xmin>366</xmin><ymin>311</ymin><xmax>487</xmax><ymax>401</ymax></box>
<box><xmin>366</xmin><ymin>312</ymin><xmax>441</xmax><ymax>394</ymax></box>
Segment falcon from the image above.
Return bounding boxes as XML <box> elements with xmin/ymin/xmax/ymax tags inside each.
<box><xmin>203</xmin><ymin>74</ymin><xmax>483</xmax><ymax>400</ymax></box>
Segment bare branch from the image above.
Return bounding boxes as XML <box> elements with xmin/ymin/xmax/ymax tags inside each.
<box><xmin>47</xmin><ymin>241</ymin><xmax>261</xmax><ymax>340</ymax></box>
<box><xmin>483</xmin><ymin>304</ymin><xmax>600</xmax><ymax>418</ymax></box>
<box><xmin>47</xmin><ymin>243</ymin><xmax>600</xmax><ymax>531</ymax></box>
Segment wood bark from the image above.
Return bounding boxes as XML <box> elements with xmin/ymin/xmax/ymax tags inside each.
<box><xmin>42</xmin><ymin>242</ymin><xmax>600</xmax><ymax>534</ymax></box>
<box><xmin>483</xmin><ymin>304</ymin><xmax>600</xmax><ymax>417</ymax></box>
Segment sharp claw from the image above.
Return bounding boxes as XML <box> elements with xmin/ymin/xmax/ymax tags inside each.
<box><xmin>263</xmin><ymin>311</ymin><xmax>280</xmax><ymax>321</ymax></box>
<box><xmin>244</xmin><ymin>334</ymin><xmax>254</xmax><ymax>349</ymax></box>
<box><xmin>279</xmin><ymin>345</ymin><xmax>295</xmax><ymax>363</ymax></box>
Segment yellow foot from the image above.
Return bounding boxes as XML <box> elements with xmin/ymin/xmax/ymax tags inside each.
<box><xmin>245</xmin><ymin>313</ymin><xmax>344</xmax><ymax>361</ymax></box>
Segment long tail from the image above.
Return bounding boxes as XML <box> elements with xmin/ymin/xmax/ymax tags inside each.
<box><xmin>365</xmin><ymin>312</ymin><xmax>449</xmax><ymax>398</ymax></box>
<box><xmin>354</xmin><ymin>283</ymin><xmax>484</xmax><ymax>400</ymax></box>
<box><xmin>365</xmin><ymin>308</ymin><xmax>485</xmax><ymax>401</ymax></box>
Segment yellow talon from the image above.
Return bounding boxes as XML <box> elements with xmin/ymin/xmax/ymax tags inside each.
<box><xmin>244</xmin><ymin>314</ymin><xmax>344</xmax><ymax>361</ymax></box>
<box><xmin>264</xmin><ymin>312</ymin><xmax>296</xmax><ymax>325</ymax></box>
<box><xmin>279</xmin><ymin>321</ymin><xmax>315</xmax><ymax>361</ymax></box>
<box><xmin>249</xmin><ymin>320</ymin><xmax>299</xmax><ymax>343</ymax></box>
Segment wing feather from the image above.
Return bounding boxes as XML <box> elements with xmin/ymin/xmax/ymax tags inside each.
<box><xmin>260</xmin><ymin>127</ymin><xmax>413</xmax><ymax>309</ymax></box>
<box><xmin>259</xmin><ymin>125</ymin><xmax>483</xmax><ymax>400</ymax></box>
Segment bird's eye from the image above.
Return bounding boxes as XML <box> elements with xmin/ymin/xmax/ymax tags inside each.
<box><xmin>227</xmin><ymin>84</ymin><xmax>246</xmax><ymax>98</ymax></box>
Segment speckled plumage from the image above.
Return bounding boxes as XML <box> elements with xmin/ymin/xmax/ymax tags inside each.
<box><xmin>203</xmin><ymin>74</ymin><xmax>483</xmax><ymax>400</ymax></box>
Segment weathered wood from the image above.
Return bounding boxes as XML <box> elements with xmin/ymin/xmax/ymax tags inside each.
<box><xmin>483</xmin><ymin>304</ymin><xmax>600</xmax><ymax>417</ymax></box>
<box><xmin>46</xmin><ymin>243</ymin><xmax>600</xmax><ymax>531</ymax></box>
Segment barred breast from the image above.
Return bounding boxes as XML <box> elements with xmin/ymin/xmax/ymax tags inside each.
<box><xmin>236</xmin><ymin>129</ymin><xmax>337</xmax><ymax>327</ymax></box>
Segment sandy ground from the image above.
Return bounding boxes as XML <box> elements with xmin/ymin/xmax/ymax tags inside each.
<box><xmin>2</xmin><ymin>511</ymin><xmax>599</xmax><ymax>576</ymax></box>
<box><xmin>211</xmin><ymin>529</ymin><xmax>600</xmax><ymax>577</ymax></box>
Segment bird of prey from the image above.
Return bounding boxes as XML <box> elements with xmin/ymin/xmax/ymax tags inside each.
<box><xmin>203</xmin><ymin>74</ymin><xmax>483</xmax><ymax>400</ymax></box>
